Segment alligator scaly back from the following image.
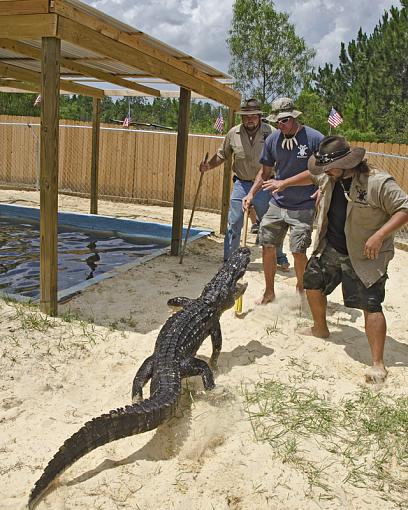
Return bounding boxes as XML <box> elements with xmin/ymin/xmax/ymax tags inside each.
<box><xmin>28</xmin><ymin>247</ymin><xmax>250</xmax><ymax>508</ymax></box>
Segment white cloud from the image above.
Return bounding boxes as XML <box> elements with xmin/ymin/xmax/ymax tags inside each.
<box><xmin>87</xmin><ymin>0</ymin><xmax>399</xmax><ymax>71</ymax></box>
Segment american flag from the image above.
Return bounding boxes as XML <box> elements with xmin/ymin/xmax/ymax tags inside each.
<box><xmin>328</xmin><ymin>107</ymin><xmax>343</xmax><ymax>128</ymax></box>
<box><xmin>33</xmin><ymin>94</ymin><xmax>41</xmax><ymax>106</ymax></box>
<box><xmin>122</xmin><ymin>116</ymin><xmax>130</xmax><ymax>127</ymax></box>
<box><xmin>213</xmin><ymin>110</ymin><xmax>224</xmax><ymax>134</ymax></box>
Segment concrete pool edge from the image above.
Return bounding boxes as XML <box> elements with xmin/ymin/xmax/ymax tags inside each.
<box><xmin>0</xmin><ymin>203</ymin><xmax>213</xmax><ymax>304</ymax></box>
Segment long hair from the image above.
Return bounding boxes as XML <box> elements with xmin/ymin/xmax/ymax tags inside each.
<box><xmin>353</xmin><ymin>159</ymin><xmax>372</xmax><ymax>185</ymax></box>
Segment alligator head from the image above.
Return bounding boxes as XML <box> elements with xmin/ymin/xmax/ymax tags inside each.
<box><xmin>201</xmin><ymin>247</ymin><xmax>251</xmax><ymax>310</ymax></box>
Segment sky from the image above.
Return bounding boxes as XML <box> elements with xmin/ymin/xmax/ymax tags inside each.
<box><xmin>89</xmin><ymin>0</ymin><xmax>398</xmax><ymax>75</ymax></box>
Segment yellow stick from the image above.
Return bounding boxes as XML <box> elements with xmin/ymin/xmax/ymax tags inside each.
<box><xmin>234</xmin><ymin>208</ymin><xmax>250</xmax><ymax>315</ymax></box>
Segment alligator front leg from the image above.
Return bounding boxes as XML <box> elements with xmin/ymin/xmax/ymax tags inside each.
<box><xmin>131</xmin><ymin>355</ymin><xmax>154</xmax><ymax>403</ymax></box>
<box><xmin>209</xmin><ymin>321</ymin><xmax>222</xmax><ymax>370</ymax></box>
<box><xmin>180</xmin><ymin>358</ymin><xmax>215</xmax><ymax>390</ymax></box>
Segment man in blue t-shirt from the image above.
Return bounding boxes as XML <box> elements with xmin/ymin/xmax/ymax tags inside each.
<box><xmin>244</xmin><ymin>97</ymin><xmax>324</xmax><ymax>304</ymax></box>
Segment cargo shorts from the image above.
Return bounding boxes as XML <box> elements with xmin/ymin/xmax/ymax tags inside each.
<box><xmin>303</xmin><ymin>243</ymin><xmax>387</xmax><ymax>313</ymax></box>
<box><xmin>259</xmin><ymin>202</ymin><xmax>315</xmax><ymax>253</ymax></box>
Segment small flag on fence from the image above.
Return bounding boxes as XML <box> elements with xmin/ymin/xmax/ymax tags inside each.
<box><xmin>122</xmin><ymin>116</ymin><xmax>131</xmax><ymax>127</ymax></box>
<box><xmin>33</xmin><ymin>94</ymin><xmax>41</xmax><ymax>107</ymax></box>
<box><xmin>213</xmin><ymin>110</ymin><xmax>224</xmax><ymax>134</ymax></box>
<box><xmin>328</xmin><ymin>107</ymin><xmax>343</xmax><ymax>128</ymax></box>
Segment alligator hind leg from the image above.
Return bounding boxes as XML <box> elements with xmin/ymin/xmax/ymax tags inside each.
<box><xmin>131</xmin><ymin>355</ymin><xmax>154</xmax><ymax>403</ymax></box>
<box><xmin>181</xmin><ymin>358</ymin><xmax>215</xmax><ymax>390</ymax></box>
<box><xmin>209</xmin><ymin>322</ymin><xmax>222</xmax><ymax>369</ymax></box>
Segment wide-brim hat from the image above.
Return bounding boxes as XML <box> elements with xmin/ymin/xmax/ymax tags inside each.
<box><xmin>308</xmin><ymin>135</ymin><xmax>366</xmax><ymax>175</ymax></box>
<box><xmin>266</xmin><ymin>97</ymin><xmax>302</xmax><ymax>122</ymax></box>
<box><xmin>236</xmin><ymin>98</ymin><xmax>263</xmax><ymax>115</ymax></box>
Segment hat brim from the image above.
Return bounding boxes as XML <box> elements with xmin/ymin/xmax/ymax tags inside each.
<box><xmin>308</xmin><ymin>147</ymin><xmax>366</xmax><ymax>176</ymax></box>
<box><xmin>236</xmin><ymin>109</ymin><xmax>264</xmax><ymax>115</ymax></box>
<box><xmin>266</xmin><ymin>109</ymin><xmax>302</xmax><ymax>123</ymax></box>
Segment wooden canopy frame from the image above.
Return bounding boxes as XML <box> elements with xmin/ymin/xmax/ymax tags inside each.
<box><xmin>0</xmin><ymin>0</ymin><xmax>240</xmax><ymax>315</ymax></box>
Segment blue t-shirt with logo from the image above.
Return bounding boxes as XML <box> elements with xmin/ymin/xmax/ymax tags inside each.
<box><xmin>260</xmin><ymin>125</ymin><xmax>324</xmax><ymax>210</ymax></box>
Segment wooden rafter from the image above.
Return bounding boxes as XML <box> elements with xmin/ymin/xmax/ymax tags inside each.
<box><xmin>0</xmin><ymin>60</ymin><xmax>104</xmax><ymax>97</ymax></box>
<box><xmin>57</xmin><ymin>17</ymin><xmax>239</xmax><ymax>108</ymax></box>
<box><xmin>0</xmin><ymin>38</ymin><xmax>161</xmax><ymax>97</ymax></box>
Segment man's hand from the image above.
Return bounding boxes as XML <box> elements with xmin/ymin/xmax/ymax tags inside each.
<box><xmin>199</xmin><ymin>161</ymin><xmax>210</xmax><ymax>173</ymax></box>
<box><xmin>364</xmin><ymin>232</ymin><xmax>384</xmax><ymax>259</ymax></box>
<box><xmin>262</xmin><ymin>179</ymin><xmax>286</xmax><ymax>193</ymax></box>
<box><xmin>242</xmin><ymin>194</ymin><xmax>253</xmax><ymax>211</ymax></box>
<box><xmin>310</xmin><ymin>188</ymin><xmax>322</xmax><ymax>209</ymax></box>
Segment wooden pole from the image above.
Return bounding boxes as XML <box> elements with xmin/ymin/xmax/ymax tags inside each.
<box><xmin>90</xmin><ymin>97</ymin><xmax>101</xmax><ymax>215</ymax></box>
<box><xmin>40</xmin><ymin>36</ymin><xmax>60</xmax><ymax>316</ymax></box>
<box><xmin>220</xmin><ymin>107</ymin><xmax>235</xmax><ymax>234</ymax></box>
<box><xmin>171</xmin><ymin>87</ymin><xmax>191</xmax><ymax>256</ymax></box>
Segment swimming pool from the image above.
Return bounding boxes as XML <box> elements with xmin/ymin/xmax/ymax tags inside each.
<box><xmin>0</xmin><ymin>204</ymin><xmax>211</xmax><ymax>302</ymax></box>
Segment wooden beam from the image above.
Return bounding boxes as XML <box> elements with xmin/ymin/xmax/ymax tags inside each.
<box><xmin>171</xmin><ymin>87</ymin><xmax>191</xmax><ymax>256</ymax></box>
<box><xmin>0</xmin><ymin>14</ymin><xmax>57</xmax><ymax>38</ymax></box>
<box><xmin>0</xmin><ymin>78</ymin><xmax>39</xmax><ymax>92</ymax></box>
<box><xmin>57</xmin><ymin>17</ymin><xmax>240</xmax><ymax>108</ymax></box>
<box><xmin>90</xmin><ymin>97</ymin><xmax>100</xmax><ymax>215</ymax></box>
<box><xmin>220</xmin><ymin>108</ymin><xmax>236</xmax><ymax>234</ymax></box>
<box><xmin>52</xmin><ymin>0</ymin><xmax>239</xmax><ymax>106</ymax></box>
<box><xmin>0</xmin><ymin>38</ymin><xmax>160</xmax><ymax>97</ymax></box>
<box><xmin>0</xmin><ymin>60</ymin><xmax>104</xmax><ymax>97</ymax></box>
<box><xmin>0</xmin><ymin>0</ymin><xmax>50</xmax><ymax>15</ymax></box>
<box><xmin>40</xmin><ymin>36</ymin><xmax>60</xmax><ymax>316</ymax></box>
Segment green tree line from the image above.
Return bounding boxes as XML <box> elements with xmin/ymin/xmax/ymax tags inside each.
<box><xmin>0</xmin><ymin>93</ymin><xmax>227</xmax><ymax>135</ymax></box>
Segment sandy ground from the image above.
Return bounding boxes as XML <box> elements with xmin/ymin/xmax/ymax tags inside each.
<box><xmin>1</xmin><ymin>190</ymin><xmax>408</xmax><ymax>510</ymax></box>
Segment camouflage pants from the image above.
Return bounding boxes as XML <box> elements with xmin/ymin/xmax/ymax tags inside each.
<box><xmin>303</xmin><ymin>243</ymin><xmax>387</xmax><ymax>313</ymax></box>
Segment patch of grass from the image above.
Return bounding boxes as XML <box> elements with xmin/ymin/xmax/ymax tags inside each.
<box><xmin>10</xmin><ymin>302</ymin><xmax>57</xmax><ymax>332</ymax></box>
<box><xmin>242</xmin><ymin>380</ymin><xmax>408</xmax><ymax>505</ymax></box>
<box><xmin>265</xmin><ymin>317</ymin><xmax>280</xmax><ymax>334</ymax></box>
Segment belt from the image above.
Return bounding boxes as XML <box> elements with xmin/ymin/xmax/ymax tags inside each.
<box><xmin>233</xmin><ymin>175</ymin><xmax>254</xmax><ymax>183</ymax></box>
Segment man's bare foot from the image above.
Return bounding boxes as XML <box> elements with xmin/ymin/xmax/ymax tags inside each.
<box><xmin>365</xmin><ymin>366</ymin><xmax>388</xmax><ymax>384</ymax></box>
<box><xmin>297</xmin><ymin>325</ymin><xmax>330</xmax><ymax>338</ymax></box>
<box><xmin>255</xmin><ymin>291</ymin><xmax>275</xmax><ymax>305</ymax></box>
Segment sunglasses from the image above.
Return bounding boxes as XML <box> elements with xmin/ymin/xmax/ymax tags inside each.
<box><xmin>276</xmin><ymin>117</ymin><xmax>292</xmax><ymax>125</ymax></box>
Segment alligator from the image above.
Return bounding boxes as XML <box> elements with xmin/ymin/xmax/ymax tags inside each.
<box><xmin>28</xmin><ymin>246</ymin><xmax>251</xmax><ymax>508</ymax></box>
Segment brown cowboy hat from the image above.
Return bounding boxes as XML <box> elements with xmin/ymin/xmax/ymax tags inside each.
<box><xmin>308</xmin><ymin>135</ymin><xmax>366</xmax><ymax>175</ymax></box>
<box><xmin>236</xmin><ymin>98</ymin><xmax>264</xmax><ymax>116</ymax></box>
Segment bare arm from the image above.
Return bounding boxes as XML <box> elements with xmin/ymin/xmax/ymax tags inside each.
<box><xmin>242</xmin><ymin>165</ymin><xmax>273</xmax><ymax>211</ymax></box>
<box><xmin>199</xmin><ymin>154</ymin><xmax>225</xmax><ymax>173</ymax></box>
<box><xmin>262</xmin><ymin>169</ymin><xmax>313</xmax><ymax>193</ymax></box>
<box><xmin>364</xmin><ymin>210</ymin><xmax>408</xmax><ymax>259</ymax></box>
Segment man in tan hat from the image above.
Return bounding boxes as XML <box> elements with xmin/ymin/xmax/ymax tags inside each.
<box><xmin>243</xmin><ymin>97</ymin><xmax>324</xmax><ymax>304</ymax></box>
<box><xmin>269</xmin><ymin>134</ymin><xmax>408</xmax><ymax>383</ymax></box>
<box><xmin>200</xmin><ymin>98</ymin><xmax>288</xmax><ymax>265</ymax></box>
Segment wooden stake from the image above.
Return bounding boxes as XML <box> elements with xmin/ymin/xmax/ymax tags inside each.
<box><xmin>179</xmin><ymin>152</ymin><xmax>209</xmax><ymax>264</ymax></box>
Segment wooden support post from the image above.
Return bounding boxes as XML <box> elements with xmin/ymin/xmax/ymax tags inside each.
<box><xmin>40</xmin><ymin>37</ymin><xmax>60</xmax><ymax>316</ymax></box>
<box><xmin>220</xmin><ymin>108</ymin><xmax>235</xmax><ymax>234</ymax></box>
<box><xmin>171</xmin><ymin>87</ymin><xmax>191</xmax><ymax>255</ymax></box>
<box><xmin>90</xmin><ymin>97</ymin><xmax>101</xmax><ymax>215</ymax></box>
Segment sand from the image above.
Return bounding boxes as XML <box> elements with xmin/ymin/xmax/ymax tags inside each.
<box><xmin>1</xmin><ymin>190</ymin><xmax>407</xmax><ymax>510</ymax></box>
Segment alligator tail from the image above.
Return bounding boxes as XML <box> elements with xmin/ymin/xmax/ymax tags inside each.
<box><xmin>28</xmin><ymin>390</ymin><xmax>179</xmax><ymax>509</ymax></box>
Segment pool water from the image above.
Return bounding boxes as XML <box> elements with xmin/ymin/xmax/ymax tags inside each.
<box><xmin>0</xmin><ymin>217</ymin><xmax>169</xmax><ymax>298</ymax></box>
